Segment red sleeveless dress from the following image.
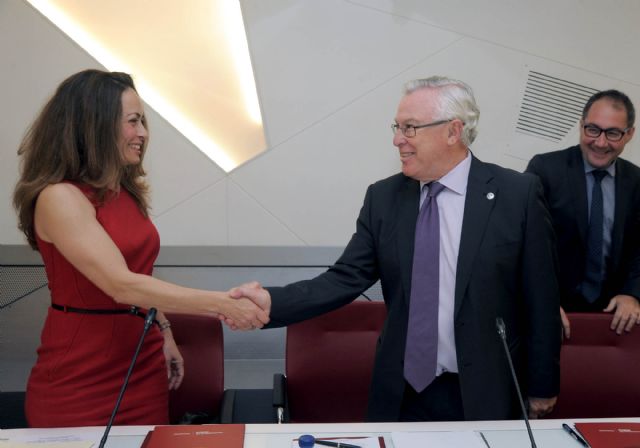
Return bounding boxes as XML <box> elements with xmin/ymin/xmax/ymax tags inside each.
<box><xmin>25</xmin><ymin>184</ymin><xmax>169</xmax><ymax>427</ymax></box>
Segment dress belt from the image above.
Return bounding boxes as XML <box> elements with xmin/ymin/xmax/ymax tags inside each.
<box><xmin>51</xmin><ymin>303</ymin><xmax>159</xmax><ymax>327</ymax></box>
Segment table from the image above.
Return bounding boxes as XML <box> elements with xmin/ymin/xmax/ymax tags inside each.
<box><xmin>2</xmin><ymin>418</ymin><xmax>639</xmax><ymax>447</ymax></box>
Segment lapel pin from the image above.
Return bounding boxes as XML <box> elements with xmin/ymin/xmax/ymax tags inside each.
<box><xmin>486</xmin><ymin>192</ymin><xmax>495</xmax><ymax>200</ymax></box>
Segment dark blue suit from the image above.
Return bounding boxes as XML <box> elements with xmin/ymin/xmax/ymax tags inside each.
<box><xmin>526</xmin><ymin>145</ymin><xmax>640</xmax><ymax>311</ymax></box>
<box><xmin>267</xmin><ymin>156</ymin><xmax>561</xmax><ymax>421</ymax></box>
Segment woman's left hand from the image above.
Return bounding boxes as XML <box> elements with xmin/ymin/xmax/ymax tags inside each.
<box><xmin>162</xmin><ymin>332</ymin><xmax>185</xmax><ymax>390</ymax></box>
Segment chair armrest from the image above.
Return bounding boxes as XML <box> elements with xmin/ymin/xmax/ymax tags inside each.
<box><xmin>273</xmin><ymin>373</ymin><xmax>288</xmax><ymax>423</ymax></box>
<box><xmin>219</xmin><ymin>389</ymin><xmax>236</xmax><ymax>424</ymax></box>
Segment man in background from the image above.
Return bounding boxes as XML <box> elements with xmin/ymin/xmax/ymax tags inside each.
<box><xmin>527</xmin><ymin>90</ymin><xmax>640</xmax><ymax>337</ymax></box>
<box><xmin>234</xmin><ymin>76</ymin><xmax>560</xmax><ymax>422</ymax></box>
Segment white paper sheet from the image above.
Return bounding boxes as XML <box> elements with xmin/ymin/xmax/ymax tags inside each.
<box><xmin>0</xmin><ymin>441</ymin><xmax>92</xmax><ymax>448</ymax></box>
<box><xmin>392</xmin><ymin>430</ymin><xmax>488</xmax><ymax>448</ymax></box>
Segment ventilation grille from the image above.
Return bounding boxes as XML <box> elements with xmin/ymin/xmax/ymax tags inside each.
<box><xmin>516</xmin><ymin>71</ymin><xmax>598</xmax><ymax>142</ymax></box>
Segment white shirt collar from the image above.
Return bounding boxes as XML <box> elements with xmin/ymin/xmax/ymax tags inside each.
<box><xmin>420</xmin><ymin>151</ymin><xmax>472</xmax><ymax>195</ymax></box>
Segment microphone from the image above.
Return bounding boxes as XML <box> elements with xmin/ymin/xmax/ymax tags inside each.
<box><xmin>496</xmin><ymin>317</ymin><xmax>537</xmax><ymax>448</ymax></box>
<box><xmin>98</xmin><ymin>308</ymin><xmax>158</xmax><ymax>448</ymax></box>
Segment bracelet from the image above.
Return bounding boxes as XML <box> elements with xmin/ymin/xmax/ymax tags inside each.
<box><xmin>158</xmin><ymin>320</ymin><xmax>171</xmax><ymax>332</ymax></box>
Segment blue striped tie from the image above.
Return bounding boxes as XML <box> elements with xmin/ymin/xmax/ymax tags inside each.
<box><xmin>582</xmin><ymin>170</ymin><xmax>607</xmax><ymax>302</ymax></box>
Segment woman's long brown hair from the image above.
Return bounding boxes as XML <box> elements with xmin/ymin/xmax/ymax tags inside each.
<box><xmin>13</xmin><ymin>69</ymin><xmax>150</xmax><ymax>249</ymax></box>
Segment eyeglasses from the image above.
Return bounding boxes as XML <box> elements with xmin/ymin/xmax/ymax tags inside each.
<box><xmin>391</xmin><ymin>119</ymin><xmax>452</xmax><ymax>137</ymax></box>
<box><xmin>583</xmin><ymin>124</ymin><xmax>631</xmax><ymax>142</ymax></box>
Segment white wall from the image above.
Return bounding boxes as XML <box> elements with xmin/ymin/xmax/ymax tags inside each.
<box><xmin>2</xmin><ymin>0</ymin><xmax>640</xmax><ymax>248</ymax></box>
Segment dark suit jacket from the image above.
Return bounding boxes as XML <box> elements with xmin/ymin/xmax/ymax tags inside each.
<box><xmin>526</xmin><ymin>145</ymin><xmax>640</xmax><ymax>311</ymax></box>
<box><xmin>266</xmin><ymin>156</ymin><xmax>561</xmax><ymax>421</ymax></box>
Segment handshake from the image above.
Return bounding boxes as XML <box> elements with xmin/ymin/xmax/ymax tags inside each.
<box><xmin>220</xmin><ymin>281</ymin><xmax>272</xmax><ymax>331</ymax></box>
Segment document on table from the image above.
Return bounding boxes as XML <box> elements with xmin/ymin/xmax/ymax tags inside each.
<box><xmin>0</xmin><ymin>442</ymin><xmax>92</xmax><ymax>448</ymax></box>
<box><xmin>480</xmin><ymin>428</ymin><xmax>585</xmax><ymax>447</ymax></box>
<box><xmin>392</xmin><ymin>431</ymin><xmax>487</xmax><ymax>448</ymax></box>
<box><xmin>0</xmin><ymin>426</ymin><xmax>149</xmax><ymax>448</ymax></box>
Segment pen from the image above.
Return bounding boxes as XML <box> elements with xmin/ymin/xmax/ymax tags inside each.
<box><xmin>314</xmin><ymin>439</ymin><xmax>362</xmax><ymax>448</ymax></box>
<box><xmin>479</xmin><ymin>431</ymin><xmax>491</xmax><ymax>448</ymax></box>
<box><xmin>562</xmin><ymin>423</ymin><xmax>589</xmax><ymax>447</ymax></box>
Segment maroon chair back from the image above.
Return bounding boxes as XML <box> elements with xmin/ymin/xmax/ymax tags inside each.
<box><xmin>285</xmin><ymin>300</ymin><xmax>387</xmax><ymax>423</ymax></box>
<box><xmin>548</xmin><ymin>312</ymin><xmax>640</xmax><ymax>418</ymax></box>
<box><xmin>167</xmin><ymin>314</ymin><xmax>224</xmax><ymax>423</ymax></box>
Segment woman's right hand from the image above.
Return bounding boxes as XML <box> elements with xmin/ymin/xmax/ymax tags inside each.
<box><xmin>218</xmin><ymin>295</ymin><xmax>269</xmax><ymax>330</ymax></box>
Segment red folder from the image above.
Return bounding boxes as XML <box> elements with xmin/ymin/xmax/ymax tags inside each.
<box><xmin>575</xmin><ymin>422</ymin><xmax>640</xmax><ymax>448</ymax></box>
<box><xmin>141</xmin><ymin>424</ymin><xmax>245</xmax><ymax>448</ymax></box>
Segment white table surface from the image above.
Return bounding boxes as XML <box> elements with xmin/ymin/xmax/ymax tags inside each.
<box><xmin>2</xmin><ymin>417</ymin><xmax>639</xmax><ymax>447</ymax></box>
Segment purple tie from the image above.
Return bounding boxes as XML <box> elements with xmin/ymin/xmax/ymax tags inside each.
<box><xmin>404</xmin><ymin>182</ymin><xmax>445</xmax><ymax>393</ymax></box>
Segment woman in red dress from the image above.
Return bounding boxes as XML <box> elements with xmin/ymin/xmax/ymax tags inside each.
<box><xmin>13</xmin><ymin>69</ymin><xmax>269</xmax><ymax>427</ymax></box>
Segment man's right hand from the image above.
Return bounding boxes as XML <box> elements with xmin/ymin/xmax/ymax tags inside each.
<box><xmin>229</xmin><ymin>281</ymin><xmax>272</xmax><ymax>324</ymax></box>
<box><xmin>560</xmin><ymin>306</ymin><xmax>571</xmax><ymax>339</ymax></box>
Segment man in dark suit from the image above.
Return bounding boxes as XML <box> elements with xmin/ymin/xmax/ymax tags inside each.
<box><xmin>233</xmin><ymin>76</ymin><xmax>560</xmax><ymax>421</ymax></box>
<box><xmin>526</xmin><ymin>90</ymin><xmax>640</xmax><ymax>337</ymax></box>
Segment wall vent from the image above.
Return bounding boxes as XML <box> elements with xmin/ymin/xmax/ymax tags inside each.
<box><xmin>516</xmin><ymin>71</ymin><xmax>598</xmax><ymax>142</ymax></box>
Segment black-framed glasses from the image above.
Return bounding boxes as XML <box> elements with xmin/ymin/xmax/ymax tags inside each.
<box><xmin>583</xmin><ymin>124</ymin><xmax>631</xmax><ymax>142</ymax></box>
<box><xmin>391</xmin><ymin>119</ymin><xmax>452</xmax><ymax>137</ymax></box>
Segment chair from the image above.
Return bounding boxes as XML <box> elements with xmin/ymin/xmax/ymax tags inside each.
<box><xmin>0</xmin><ymin>391</ymin><xmax>27</xmax><ymax>429</ymax></box>
<box><xmin>167</xmin><ymin>313</ymin><xmax>225</xmax><ymax>424</ymax></box>
<box><xmin>548</xmin><ymin>312</ymin><xmax>640</xmax><ymax>418</ymax></box>
<box><xmin>274</xmin><ymin>300</ymin><xmax>387</xmax><ymax>423</ymax></box>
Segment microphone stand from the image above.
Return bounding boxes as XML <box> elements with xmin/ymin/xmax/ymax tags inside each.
<box><xmin>496</xmin><ymin>317</ymin><xmax>537</xmax><ymax>448</ymax></box>
<box><xmin>98</xmin><ymin>308</ymin><xmax>157</xmax><ymax>448</ymax></box>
